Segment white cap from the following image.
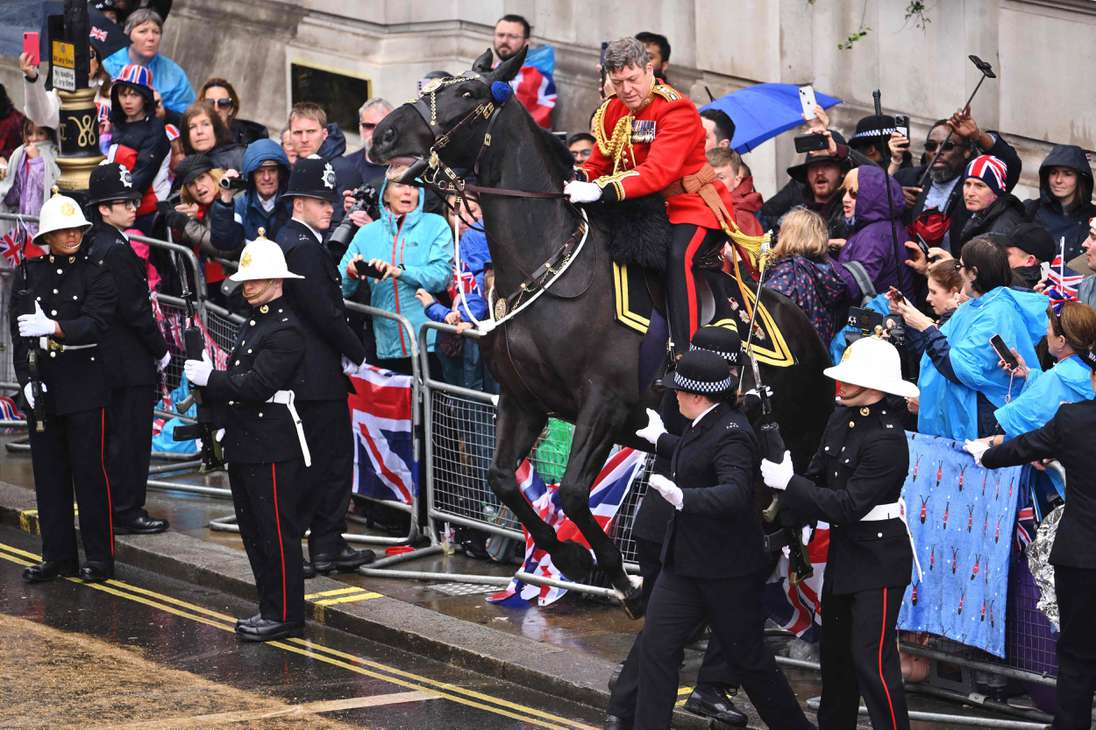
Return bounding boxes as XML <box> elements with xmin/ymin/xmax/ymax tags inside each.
<box><xmin>824</xmin><ymin>336</ymin><xmax>920</xmax><ymax>399</ymax></box>
<box><xmin>34</xmin><ymin>192</ymin><xmax>92</xmax><ymax>244</ymax></box>
<box><xmin>229</xmin><ymin>229</ymin><xmax>304</xmax><ymax>282</ymax></box>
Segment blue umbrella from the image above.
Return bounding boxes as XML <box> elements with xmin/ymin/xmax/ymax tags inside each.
<box><xmin>700</xmin><ymin>83</ymin><xmax>842</xmax><ymax>154</ymax></box>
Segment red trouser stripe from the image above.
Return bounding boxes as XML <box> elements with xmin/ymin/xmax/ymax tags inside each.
<box><xmin>271</xmin><ymin>463</ymin><xmax>287</xmax><ymax>623</ymax></box>
<box><xmin>682</xmin><ymin>227</ymin><xmax>708</xmax><ymax>341</ymax></box>
<box><xmin>99</xmin><ymin>408</ymin><xmax>115</xmax><ymax>556</ymax></box>
<box><xmin>878</xmin><ymin>586</ymin><xmax>899</xmax><ymax>730</ymax></box>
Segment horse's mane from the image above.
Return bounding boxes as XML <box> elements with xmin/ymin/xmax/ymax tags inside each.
<box><xmin>532</xmin><ymin>125</ymin><xmax>577</xmax><ymax>182</ymax></box>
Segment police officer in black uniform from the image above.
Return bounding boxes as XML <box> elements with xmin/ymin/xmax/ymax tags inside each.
<box><xmin>184</xmin><ymin>233</ymin><xmax>311</xmax><ymax>641</ymax></box>
<box><xmin>85</xmin><ymin>163</ymin><xmax>171</xmax><ymax>534</ymax></box>
<box><xmin>625</xmin><ymin>349</ymin><xmax>813</xmax><ymax>730</ymax></box>
<box><xmin>762</xmin><ymin>335</ymin><xmax>918</xmax><ymax>730</ymax></box>
<box><xmin>274</xmin><ymin>156</ymin><xmax>372</xmax><ymax>576</ymax></box>
<box><xmin>13</xmin><ymin>193</ymin><xmax>117</xmax><ymax>583</ymax></box>
<box><xmin>968</xmin><ymin>347</ymin><xmax>1096</xmax><ymax>730</ymax></box>
<box><xmin>607</xmin><ymin>324</ymin><xmax>748</xmax><ymax>728</ymax></box>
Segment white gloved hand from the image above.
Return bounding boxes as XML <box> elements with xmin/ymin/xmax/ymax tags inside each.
<box><xmin>964</xmin><ymin>438</ymin><xmax>992</xmax><ymax>466</ymax></box>
<box><xmin>17</xmin><ymin>301</ymin><xmax>56</xmax><ymax>338</ymax></box>
<box><xmin>761</xmin><ymin>450</ymin><xmax>794</xmax><ymax>491</ymax></box>
<box><xmin>635</xmin><ymin>408</ymin><xmax>667</xmax><ymax>446</ymax></box>
<box><xmin>342</xmin><ymin>356</ymin><xmax>362</xmax><ymax>376</ymax></box>
<box><xmin>648</xmin><ymin>474</ymin><xmax>684</xmax><ymax>510</ymax></box>
<box><xmin>157</xmin><ymin>351</ymin><xmax>172</xmax><ymax>371</ymax></box>
<box><xmin>23</xmin><ymin>382</ymin><xmax>46</xmax><ymax>409</ymax></box>
<box><xmin>183</xmin><ymin>350</ymin><xmax>213</xmax><ymax>387</ymax></box>
<box><xmin>564</xmin><ymin>180</ymin><xmax>603</xmax><ymax>204</ymax></box>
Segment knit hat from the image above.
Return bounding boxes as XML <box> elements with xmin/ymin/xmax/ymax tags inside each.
<box><xmin>964</xmin><ymin>155</ymin><xmax>1007</xmax><ymax>197</ymax></box>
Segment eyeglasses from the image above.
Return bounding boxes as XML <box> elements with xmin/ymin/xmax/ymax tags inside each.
<box><xmin>210</xmin><ymin>98</ymin><xmax>234</xmax><ymax>109</ymax></box>
<box><xmin>924</xmin><ymin>140</ymin><xmax>958</xmax><ymax>153</ymax></box>
<box><xmin>953</xmin><ymin>260</ymin><xmax>972</xmax><ymax>272</ymax></box>
<box><xmin>359</xmin><ymin>122</ymin><xmax>377</xmax><ymax>131</ymax></box>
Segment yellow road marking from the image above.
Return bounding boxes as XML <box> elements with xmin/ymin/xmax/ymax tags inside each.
<box><xmin>0</xmin><ymin>542</ymin><xmax>595</xmax><ymax>729</ymax></box>
<box><xmin>113</xmin><ymin>691</ymin><xmax>439</xmax><ymax>727</ymax></box>
<box><xmin>304</xmin><ymin>586</ymin><xmax>367</xmax><ymax>600</ymax></box>
<box><xmin>313</xmin><ymin>591</ymin><xmax>383</xmax><ymax>606</ymax></box>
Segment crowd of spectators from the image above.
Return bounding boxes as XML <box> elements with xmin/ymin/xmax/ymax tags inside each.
<box><xmin>3</xmin><ymin>7</ymin><xmax>1095</xmax><ymax>455</ymax></box>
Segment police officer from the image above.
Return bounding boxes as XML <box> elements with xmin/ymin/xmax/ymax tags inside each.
<box><xmin>967</xmin><ymin>347</ymin><xmax>1096</xmax><ymax>730</ymax></box>
<box><xmin>625</xmin><ymin>349</ymin><xmax>813</xmax><ymax>730</ymax></box>
<box><xmin>12</xmin><ymin>193</ymin><xmax>117</xmax><ymax>582</ymax></box>
<box><xmin>86</xmin><ymin>163</ymin><xmax>171</xmax><ymax>534</ymax></box>
<box><xmin>183</xmin><ymin>234</ymin><xmax>311</xmax><ymax>641</ymax></box>
<box><xmin>762</xmin><ymin>336</ymin><xmax>918</xmax><ymax>730</ymax></box>
<box><xmin>607</xmin><ymin>324</ymin><xmax>748</xmax><ymax>728</ymax></box>
<box><xmin>275</xmin><ymin>156</ymin><xmax>372</xmax><ymax>576</ymax></box>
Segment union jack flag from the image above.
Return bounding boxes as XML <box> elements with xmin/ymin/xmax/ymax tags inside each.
<box><xmin>1014</xmin><ymin>505</ymin><xmax>1036</xmax><ymax>552</ymax></box>
<box><xmin>347</xmin><ymin>363</ymin><xmax>416</xmax><ymax>505</ymax></box>
<box><xmin>488</xmin><ymin>447</ymin><xmax>647</xmax><ymax>607</ymax></box>
<box><xmin>0</xmin><ymin>228</ymin><xmax>45</xmax><ymax>268</ymax></box>
<box><xmin>763</xmin><ymin>523</ymin><xmax>829</xmax><ymax>641</ymax></box>
<box><xmin>0</xmin><ymin>395</ymin><xmax>24</xmax><ymax>421</ymax></box>
<box><xmin>1042</xmin><ymin>253</ymin><xmax>1084</xmax><ymax>312</ymax></box>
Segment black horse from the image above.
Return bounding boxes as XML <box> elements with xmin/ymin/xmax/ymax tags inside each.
<box><xmin>372</xmin><ymin>48</ymin><xmax>833</xmax><ymax>614</ymax></box>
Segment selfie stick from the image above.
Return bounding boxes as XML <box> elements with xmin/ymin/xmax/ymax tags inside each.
<box><xmin>873</xmin><ymin>88</ymin><xmax>905</xmax><ymax>294</ymax></box>
<box><xmin>916</xmin><ymin>55</ymin><xmax>997</xmax><ymax>189</ymax></box>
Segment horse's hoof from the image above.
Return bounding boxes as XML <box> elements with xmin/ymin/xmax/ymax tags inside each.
<box><xmin>551</xmin><ymin>540</ymin><xmax>595</xmax><ymax>581</ymax></box>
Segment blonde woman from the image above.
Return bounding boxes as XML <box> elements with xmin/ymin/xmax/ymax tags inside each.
<box><xmin>764</xmin><ymin>206</ymin><xmax>847</xmax><ymax>343</ymax></box>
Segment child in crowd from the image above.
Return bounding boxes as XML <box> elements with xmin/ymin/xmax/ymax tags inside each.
<box><xmin>0</xmin><ymin>119</ymin><xmax>58</xmax><ymax>240</ymax></box>
<box><xmin>107</xmin><ymin>64</ymin><xmax>169</xmax><ymax>234</ymax></box>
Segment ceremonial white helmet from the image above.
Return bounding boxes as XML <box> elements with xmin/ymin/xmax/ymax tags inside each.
<box><xmin>229</xmin><ymin>229</ymin><xmax>304</xmax><ymax>282</ymax></box>
<box><xmin>824</xmin><ymin>335</ymin><xmax>920</xmax><ymax>399</ymax></box>
<box><xmin>34</xmin><ymin>192</ymin><xmax>92</xmax><ymax>244</ymax></box>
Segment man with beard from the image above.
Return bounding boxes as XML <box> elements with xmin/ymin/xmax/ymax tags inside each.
<box><xmin>492</xmin><ymin>14</ymin><xmax>556</xmax><ymax>128</ymax></box>
<box><xmin>896</xmin><ymin>107</ymin><xmax>1021</xmax><ymax>256</ymax></box>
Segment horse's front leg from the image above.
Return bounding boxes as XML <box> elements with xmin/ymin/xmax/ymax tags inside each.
<box><xmin>554</xmin><ymin>386</ymin><xmax>646</xmax><ymax>618</ymax></box>
<box><xmin>485</xmin><ymin>394</ymin><xmax>556</xmax><ymax>549</ymax></box>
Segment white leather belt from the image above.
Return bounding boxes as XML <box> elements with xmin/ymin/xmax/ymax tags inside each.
<box><xmin>38</xmin><ymin>337</ymin><xmax>97</xmax><ymax>352</ymax></box>
<box><xmin>859</xmin><ymin>498</ymin><xmax>923</xmax><ymax>581</ymax></box>
<box><xmin>266</xmin><ymin>390</ymin><xmax>311</xmax><ymax>467</ymax></box>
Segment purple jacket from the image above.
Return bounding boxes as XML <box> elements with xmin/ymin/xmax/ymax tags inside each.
<box><xmin>835</xmin><ymin>165</ymin><xmax>913</xmax><ymax>301</ymax></box>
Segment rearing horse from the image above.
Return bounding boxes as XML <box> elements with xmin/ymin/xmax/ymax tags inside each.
<box><xmin>372</xmin><ymin>48</ymin><xmax>832</xmax><ymax>615</ymax></box>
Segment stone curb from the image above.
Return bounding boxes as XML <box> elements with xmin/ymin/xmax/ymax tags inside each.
<box><xmin>0</xmin><ymin>481</ymin><xmax>716</xmax><ymax>728</ymax></box>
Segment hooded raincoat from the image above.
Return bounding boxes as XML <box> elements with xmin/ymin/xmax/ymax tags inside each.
<box><xmin>917</xmin><ymin>286</ymin><xmax>1048</xmax><ymax>440</ymax></box>
<box><xmin>835</xmin><ymin>165</ymin><xmax>913</xmax><ymax>300</ymax></box>
<box><xmin>103</xmin><ymin>48</ymin><xmax>195</xmax><ymax>114</ymax></box>
<box><xmin>339</xmin><ymin>179</ymin><xmax>452</xmax><ymax>359</ymax></box>
<box><xmin>1023</xmin><ymin>145</ymin><xmax>1096</xmax><ymax>262</ymax></box>
<box><xmin>208</xmin><ymin>138</ymin><xmax>291</xmax><ymax>252</ymax></box>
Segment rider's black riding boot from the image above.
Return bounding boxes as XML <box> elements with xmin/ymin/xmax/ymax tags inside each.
<box><xmin>665</xmin><ymin>224</ymin><xmax>728</xmax><ymax>358</ymax></box>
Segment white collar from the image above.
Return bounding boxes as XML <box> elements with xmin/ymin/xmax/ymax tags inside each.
<box><xmin>292</xmin><ymin>217</ymin><xmax>323</xmax><ymax>242</ymax></box>
<box><xmin>691</xmin><ymin>402</ymin><xmax>719</xmax><ymax>427</ymax></box>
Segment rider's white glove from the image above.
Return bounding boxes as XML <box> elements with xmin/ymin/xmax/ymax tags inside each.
<box><xmin>18</xmin><ymin>302</ymin><xmax>56</xmax><ymax>338</ymax></box>
<box><xmin>564</xmin><ymin>180</ymin><xmax>602</xmax><ymax>204</ymax></box>
<box><xmin>184</xmin><ymin>350</ymin><xmax>213</xmax><ymax>387</ymax></box>
<box><xmin>761</xmin><ymin>450</ymin><xmax>794</xmax><ymax>491</ymax></box>
<box><xmin>635</xmin><ymin>408</ymin><xmax>667</xmax><ymax>446</ymax></box>
<box><xmin>648</xmin><ymin>474</ymin><xmax>684</xmax><ymax>510</ymax></box>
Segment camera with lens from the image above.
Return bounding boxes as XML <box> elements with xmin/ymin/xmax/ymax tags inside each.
<box><xmin>327</xmin><ymin>184</ymin><xmax>380</xmax><ymax>256</ymax></box>
<box><xmin>218</xmin><ymin>175</ymin><xmax>248</xmax><ymax>191</ymax></box>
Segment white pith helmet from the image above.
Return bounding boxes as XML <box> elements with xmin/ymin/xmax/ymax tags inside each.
<box><xmin>34</xmin><ymin>190</ymin><xmax>92</xmax><ymax>244</ymax></box>
<box><xmin>824</xmin><ymin>335</ymin><xmax>920</xmax><ymax>399</ymax></box>
<box><xmin>229</xmin><ymin>228</ymin><xmax>304</xmax><ymax>282</ymax></box>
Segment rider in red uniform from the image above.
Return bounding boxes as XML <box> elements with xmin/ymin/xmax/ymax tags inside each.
<box><xmin>568</xmin><ymin>37</ymin><xmax>744</xmax><ymax>357</ymax></box>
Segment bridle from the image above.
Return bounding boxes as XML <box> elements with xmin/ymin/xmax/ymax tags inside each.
<box><xmin>398</xmin><ymin>72</ymin><xmax>588</xmax><ymax>333</ymax></box>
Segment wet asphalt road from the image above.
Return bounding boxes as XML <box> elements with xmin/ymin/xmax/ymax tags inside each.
<box><xmin>0</xmin><ymin>524</ymin><xmax>604</xmax><ymax>729</ymax></box>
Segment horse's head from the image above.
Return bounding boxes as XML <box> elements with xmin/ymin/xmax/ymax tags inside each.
<box><xmin>371</xmin><ymin>46</ymin><xmax>527</xmax><ymax>175</ymax></box>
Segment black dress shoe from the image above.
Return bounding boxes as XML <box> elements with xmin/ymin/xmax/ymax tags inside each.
<box><xmin>79</xmin><ymin>561</ymin><xmax>114</xmax><ymax>583</ymax></box>
<box><xmin>22</xmin><ymin>559</ymin><xmax>78</xmax><ymax>583</ymax></box>
<box><xmin>236</xmin><ymin>617</ymin><xmax>303</xmax><ymax>642</ymax></box>
<box><xmin>603</xmin><ymin>714</ymin><xmax>633</xmax><ymax>730</ymax></box>
<box><xmin>302</xmin><ymin>561</ymin><xmax>317</xmax><ymax>579</ymax></box>
<box><xmin>313</xmin><ymin>546</ymin><xmax>376</xmax><ymax>574</ymax></box>
<box><xmin>683</xmin><ymin>684</ymin><xmax>748</xmax><ymax>727</ymax></box>
<box><xmin>114</xmin><ymin>514</ymin><xmax>169</xmax><ymax>535</ymax></box>
<box><xmin>235</xmin><ymin>613</ymin><xmax>262</xmax><ymax>629</ymax></box>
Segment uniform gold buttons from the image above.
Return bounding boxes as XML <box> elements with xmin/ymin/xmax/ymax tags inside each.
<box><xmin>849</xmin><ymin>421</ymin><xmax>855</xmax><ymax>428</ymax></box>
<box><xmin>859</xmin><ymin>407</ymin><xmax>870</xmax><ymax>416</ymax></box>
<box><xmin>259</xmin><ymin>305</ymin><xmax>269</xmax><ymax>314</ymax></box>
